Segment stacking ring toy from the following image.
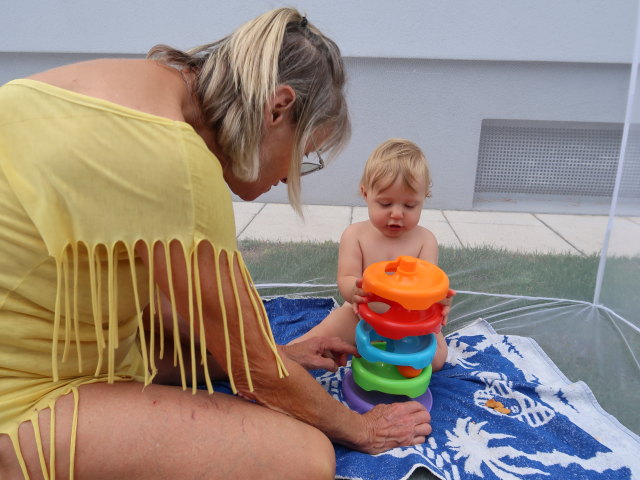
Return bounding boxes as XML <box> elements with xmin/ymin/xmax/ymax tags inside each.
<box><xmin>343</xmin><ymin>256</ymin><xmax>449</xmax><ymax>413</ymax></box>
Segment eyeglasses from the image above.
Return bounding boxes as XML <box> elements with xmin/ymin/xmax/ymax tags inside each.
<box><xmin>301</xmin><ymin>149</ymin><xmax>325</xmax><ymax>176</ymax></box>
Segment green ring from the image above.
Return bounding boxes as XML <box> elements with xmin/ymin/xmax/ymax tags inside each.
<box><xmin>352</xmin><ymin>357</ymin><xmax>432</xmax><ymax>398</ymax></box>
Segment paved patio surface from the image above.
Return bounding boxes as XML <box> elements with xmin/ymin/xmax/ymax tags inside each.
<box><xmin>234</xmin><ymin>202</ymin><xmax>640</xmax><ymax>256</ymax></box>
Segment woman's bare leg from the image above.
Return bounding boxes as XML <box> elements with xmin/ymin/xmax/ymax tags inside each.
<box><xmin>145</xmin><ymin>294</ymin><xmax>226</xmax><ymax>387</ymax></box>
<box><xmin>0</xmin><ymin>382</ymin><xmax>335</xmax><ymax>480</ymax></box>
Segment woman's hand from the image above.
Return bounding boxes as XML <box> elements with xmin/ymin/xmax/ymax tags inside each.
<box><xmin>279</xmin><ymin>337</ymin><xmax>358</xmax><ymax>372</ymax></box>
<box><xmin>439</xmin><ymin>289</ymin><xmax>456</xmax><ymax>326</ymax></box>
<box><xmin>355</xmin><ymin>401</ymin><xmax>432</xmax><ymax>454</ymax></box>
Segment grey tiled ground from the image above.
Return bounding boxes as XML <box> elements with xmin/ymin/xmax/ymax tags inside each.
<box><xmin>536</xmin><ymin>214</ymin><xmax>640</xmax><ymax>256</ymax></box>
<box><xmin>443</xmin><ymin>210</ymin><xmax>577</xmax><ymax>254</ymax></box>
<box><xmin>237</xmin><ymin>203</ymin><xmax>351</xmax><ymax>242</ymax></box>
<box><xmin>233</xmin><ymin>201</ymin><xmax>265</xmax><ymax>237</ymax></box>
<box><xmin>234</xmin><ymin>203</ymin><xmax>640</xmax><ymax>257</ymax></box>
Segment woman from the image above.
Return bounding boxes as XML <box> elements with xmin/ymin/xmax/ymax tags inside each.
<box><xmin>0</xmin><ymin>8</ymin><xmax>431</xmax><ymax>479</ymax></box>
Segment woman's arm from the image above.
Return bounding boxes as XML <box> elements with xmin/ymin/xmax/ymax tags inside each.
<box><xmin>137</xmin><ymin>240</ymin><xmax>432</xmax><ymax>453</ymax></box>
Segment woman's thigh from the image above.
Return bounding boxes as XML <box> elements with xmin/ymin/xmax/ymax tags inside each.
<box><xmin>1</xmin><ymin>382</ymin><xmax>335</xmax><ymax>480</ymax></box>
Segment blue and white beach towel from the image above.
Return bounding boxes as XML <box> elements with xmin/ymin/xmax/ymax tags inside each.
<box><xmin>264</xmin><ymin>296</ymin><xmax>640</xmax><ymax>480</ymax></box>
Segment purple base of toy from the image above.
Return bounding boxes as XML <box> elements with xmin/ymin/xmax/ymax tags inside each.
<box><xmin>342</xmin><ymin>370</ymin><xmax>433</xmax><ymax>414</ymax></box>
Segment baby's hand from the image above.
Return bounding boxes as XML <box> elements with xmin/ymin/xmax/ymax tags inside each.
<box><xmin>439</xmin><ymin>289</ymin><xmax>456</xmax><ymax>326</ymax></box>
<box><xmin>351</xmin><ymin>278</ymin><xmax>368</xmax><ymax>315</ymax></box>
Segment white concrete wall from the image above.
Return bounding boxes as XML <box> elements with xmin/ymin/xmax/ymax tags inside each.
<box><xmin>1</xmin><ymin>1</ymin><xmax>637</xmax><ymax>212</ymax></box>
<box><xmin>1</xmin><ymin>1</ymin><xmax>634</xmax><ymax>62</ymax></box>
<box><xmin>298</xmin><ymin>58</ymin><xmax>630</xmax><ymax>211</ymax></box>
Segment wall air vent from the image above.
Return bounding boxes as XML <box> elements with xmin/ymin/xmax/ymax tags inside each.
<box><xmin>475</xmin><ymin>120</ymin><xmax>639</xmax><ymax>199</ymax></box>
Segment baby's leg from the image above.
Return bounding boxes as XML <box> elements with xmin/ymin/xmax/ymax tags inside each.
<box><xmin>431</xmin><ymin>332</ymin><xmax>449</xmax><ymax>372</ymax></box>
<box><xmin>288</xmin><ymin>303</ymin><xmax>358</xmax><ymax>345</ymax></box>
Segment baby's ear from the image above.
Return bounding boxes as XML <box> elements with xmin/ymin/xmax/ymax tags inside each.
<box><xmin>359</xmin><ymin>184</ymin><xmax>367</xmax><ymax>198</ymax></box>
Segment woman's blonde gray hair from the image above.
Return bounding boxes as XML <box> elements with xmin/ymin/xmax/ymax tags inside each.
<box><xmin>148</xmin><ymin>8</ymin><xmax>350</xmax><ymax>211</ymax></box>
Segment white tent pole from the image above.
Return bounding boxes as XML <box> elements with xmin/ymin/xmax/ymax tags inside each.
<box><xmin>593</xmin><ymin>0</ymin><xmax>640</xmax><ymax>305</ymax></box>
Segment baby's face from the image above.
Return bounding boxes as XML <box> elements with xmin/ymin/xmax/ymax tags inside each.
<box><xmin>363</xmin><ymin>176</ymin><xmax>427</xmax><ymax>238</ymax></box>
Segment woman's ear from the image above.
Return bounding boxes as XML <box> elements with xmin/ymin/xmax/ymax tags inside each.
<box><xmin>265</xmin><ymin>85</ymin><xmax>296</xmax><ymax>126</ymax></box>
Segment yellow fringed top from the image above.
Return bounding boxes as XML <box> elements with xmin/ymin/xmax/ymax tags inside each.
<box><xmin>0</xmin><ymin>79</ymin><xmax>285</xmax><ymax>479</ymax></box>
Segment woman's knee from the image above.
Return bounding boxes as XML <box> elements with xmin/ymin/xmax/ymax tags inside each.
<box><xmin>295</xmin><ymin>424</ymin><xmax>335</xmax><ymax>480</ymax></box>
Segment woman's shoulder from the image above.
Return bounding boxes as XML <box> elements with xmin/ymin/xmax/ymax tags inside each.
<box><xmin>26</xmin><ymin>59</ymin><xmax>188</xmax><ymax>123</ymax></box>
<box><xmin>27</xmin><ymin>58</ymin><xmax>150</xmax><ymax>90</ymax></box>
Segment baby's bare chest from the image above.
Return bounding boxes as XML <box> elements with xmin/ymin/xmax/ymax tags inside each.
<box><xmin>359</xmin><ymin>234</ymin><xmax>423</xmax><ymax>268</ymax></box>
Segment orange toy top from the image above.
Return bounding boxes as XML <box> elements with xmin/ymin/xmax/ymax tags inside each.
<box><xmin>361</xmin><ymin>256</ymin><xmax>449</xmax><ymax>310</ymax></box>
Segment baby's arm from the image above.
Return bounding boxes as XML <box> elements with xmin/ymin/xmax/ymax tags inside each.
<box><xmin>417</xmin><ymin>227</ymin><xmax>439</xmax><ymax>265</ymax></box>
<box><xmin>417</xmin><ymin>227</ymin><xmax>454</xmax><ymax>323</ymax></box>
<box><xmin>431</xmin><ymin>332</ymin><xmax>448</xmax><ymax>371</ymax></box>
<box><xmin>417</xmin><ymin>227</ymin><xmax>452</xmax><ymax>371</ymax></box>
<box><xmin>337</xmin><ymin>224</ymin><xmax>365</xmax><ymax>304</ymax></box>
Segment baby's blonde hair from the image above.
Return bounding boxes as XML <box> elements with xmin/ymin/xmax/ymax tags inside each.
<box><xmin>148</xmin><ymin>8</ymin><xmax>350</xmax><ymax>211</ymax></box>
<box><xmin>360</xmin><ymin>138</ymin><xmax>432</xmax><ymax>197</ymax></box>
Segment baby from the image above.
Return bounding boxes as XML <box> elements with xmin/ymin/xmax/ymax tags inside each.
<box><xmin>291</xmin><ymin>138</ymin><xmax>452</xmax><ymax>371</ymax></box>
